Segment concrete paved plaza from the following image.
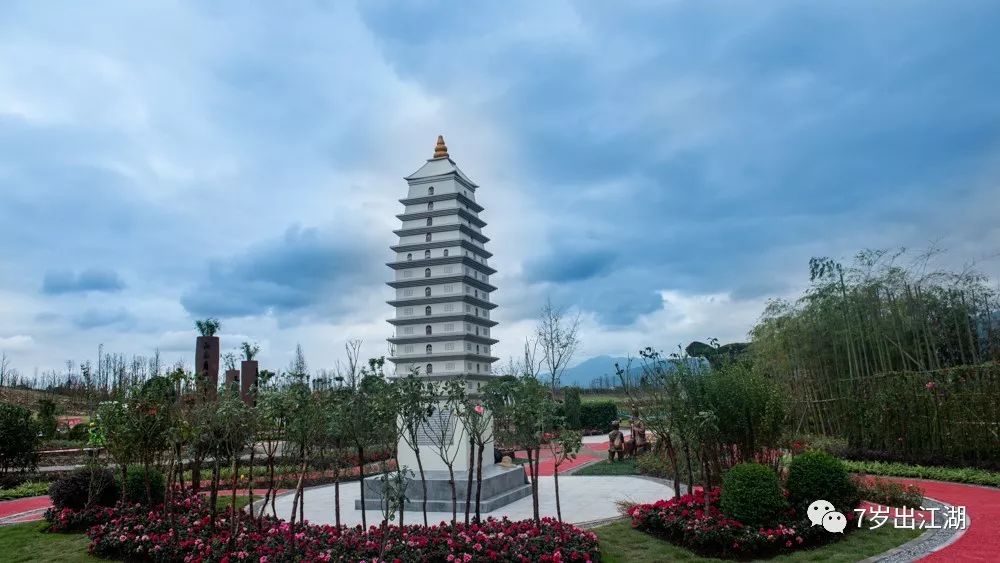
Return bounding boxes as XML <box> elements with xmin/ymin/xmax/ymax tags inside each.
<box><xmin>270</xmin><ymin>475</ymin><xmax>673</xmax><ymax>527</ymax></box>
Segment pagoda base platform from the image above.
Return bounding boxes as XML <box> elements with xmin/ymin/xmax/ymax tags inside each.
<box><xmin>354</xmin><ymin>463</ymin><xmax>531</xmax><ymax>513</ymax></box>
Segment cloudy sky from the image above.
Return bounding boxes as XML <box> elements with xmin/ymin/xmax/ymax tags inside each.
<box><xmin>1</xmin><ymin>1</ymin><xmax>998</xmax><ymax>377</ymax></box>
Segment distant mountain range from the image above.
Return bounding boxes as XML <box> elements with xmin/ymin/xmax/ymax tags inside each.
<box><xmin>552</xmin><ymin>355</ymin><xmax>631</xmax><ymax>388</ymax></box>
<box><xmin>544</xmin><ymin>354</ymin><xmax>710</xmax><ymax>388</ymax></box>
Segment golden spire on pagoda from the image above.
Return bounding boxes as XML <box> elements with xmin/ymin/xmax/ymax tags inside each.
<box><xmin>433</xmin><ymin>135</ymin><xmax>449</xmax><ymax>159</ymax></box>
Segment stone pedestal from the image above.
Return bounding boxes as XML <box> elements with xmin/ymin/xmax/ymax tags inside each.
<box><xmin>224</xmin><ymin>369</ymin><xmax>239</xmax><ymax>393</ymax></box>
<box><xmin>195</xmin><ymin>336</ymin><xmax>220</xmax><ymax>401</ymax></box>
<box><xmin>358</xmin><ymin>404</ymin><xmax>530</xmax><ymax>513</ymax></box>
<box><xmin>240</xmin><ymin>360</ymin><xmax>258</xmax><ymax>406</ymax></box>
<box><xmin>355</xmin><ymin>464</ymin><xmax>530</xmax><ymax>513</ymax></box>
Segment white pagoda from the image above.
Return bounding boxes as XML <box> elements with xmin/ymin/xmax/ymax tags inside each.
<box><xmin>386</xmin><ymin>135</ymin><xmax>499</xmax><ymax>388</ymax></box>
<box><xmin>359</xmin><ymin>136</ymin><xmax>528</xmax><ymax>513</ymax></box>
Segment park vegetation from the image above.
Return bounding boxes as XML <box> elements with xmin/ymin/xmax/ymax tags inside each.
<box><xmin>752</xmin><ymin>249</ymin><xmax>1000</xmax><ymax>467</ymax></box>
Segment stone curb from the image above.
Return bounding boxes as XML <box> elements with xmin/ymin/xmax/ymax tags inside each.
<box><xmin>861</xmin><ymin>496</ymin><xmax>967</xmax><ymax>563</ymax></box>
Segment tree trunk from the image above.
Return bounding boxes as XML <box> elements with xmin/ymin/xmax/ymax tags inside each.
<box><xmin>357</xmin><ymin>446</ymin><xmax>367</xmax><ymax>529</ymax></box>
<box><xmin>683</xmin><ymin>441</ymin><xmax>695</xmax><ymax>497</ymax></box>
<box><xmin>142</xmin><ymin>461</ymin><xmax>152</xmax><ymax>510</ymax></box>
<box><xmin>415</xmin><ymin>446</ymin><xmax>428</xmax><ymax>526</ymax></box>
<box><xmin>474</xmin><ymin>442</ymin><xmax>485</xmax><ymax>522</ymax></box>
<box><xmin>464</xmin><ymin>435</ymin><xmax>474</xmax><ymax>525</ymax></box>
<box><xmin>209</xmin><ymin>456</ymin><xmax>220</xmax><ymax>522</ymax></box>
<box><xmin>533</xmin><ymin>447</ymin><xmax>542</xmax><ymax>522</ymax></box>
<box><xmin>334</xmin><ymin>463</ymin><xmax>341</xmax><ymax>528</ymax></box>
<box><xmin>268</xmin><ymin>456</ymin><xmax>277</xmax><ymax>519</ymax></box>
<box><xmin>554</xmin><ymin>458</ymin><xmax>562</xmax><ymax>522</ymax></box>
<box><xmin>191</xmin><ymin>457</ymin><xmax>201</xmax><ymax>493</ymax></box>
<box><xmin>229</xmin><ymin>455</ymin><xmax>239</xmax><ymax>547</ymax></box>
<box><xmin>526</xmin><ymin>448</ymin><xmax>540</xmax><ymax>522</ymax></box>
<box><xmin>448</xmin><ymin>464</ymin><xmax>458</xmax><ymax>527</ymax></box>
<box><xmin>298</xmin><ymin>458</ymin><xmax>306</xmax><ymax>524</ymax></box>
<box><xmin>246</xmin><ymin>446</ymin><xmax>255</xmax><ymax>529</ymax></box>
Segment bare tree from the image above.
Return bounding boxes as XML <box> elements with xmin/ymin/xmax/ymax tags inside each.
<box><xmin>344</xmin><ymin>339</ymin><xmax>362</xmax><ymax>388</ymax></box>
<box><xmin>0</xmin><ymin>352</ymin><xmax>9</xmax><ymax>387</ymax></box>
<box><xmin>537</xmin><ymin>298</ymin><xmax>581</xmax><ymax>395</ymax></box>
<box><xmin>504</xmin><ymin>337</ymin><xmax>543</xmax><ymax>378</ymax></box>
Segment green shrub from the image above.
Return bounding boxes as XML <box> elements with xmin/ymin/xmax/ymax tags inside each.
<box><xmin>121</xmin><ymin>467</ymin><xmax>165</xmax><ymax>505</ymax></box>
<box><xmin>0</xmin><ymin>481</ymin><xmax>50</xmax><ymax>500</ymax></box>
<box><xmin>787</xmin><ymin>451</ymin><xmax>858</xmax><ymax>512</ymax></box>
<box><xmin>0</xmin><ymin>403</ymin><xmax>40</xmax><ymax>476</ymax></box>
<box><xmin>579</xmin><ymin>401</ymin><xmax>617</xmax><ymax>432</ymax></box>
<box><xmin>564</xmin><ymin>387</ymin><xmax>582</xmax><ymax>429</ymax></box>
<box><xmin>36</xmin><ymin>399</ymin><xmax>58</xmax><ymax>439</ymax></box>
<box><xmin>842</xmin><ymin>460</ymin><xmax>1000</xmax><ymax>487</ymax></box>
<box><xmin>635</xmin><ymin>452</ymin><xmax>673</xmax><ymax>479</ymax></box>
<box><xmin>720</xmin><ymin>463</ymin><xmax>788</xmax><ymax>526</ymax></box>
<box><xmin>49</xmin><ymin>468</ymin><xmax>120</xmax><ymax>510</ymax></box>
<box><xmin>788</xmin><ymin>433</ymin><xmax>848</xmax><ymax>457</ymax></box>
<box><xmin>67</xmin><ymin>422</ymin><xmax>90</xmax><ymax>442</ymax></box>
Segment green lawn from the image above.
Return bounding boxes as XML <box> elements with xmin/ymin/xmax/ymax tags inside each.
<box><xmin>0</xmin><ymin>522</ymin><xmax>95</xmax><ymax>563</ymax></box>
<box><xmin>215</xmin><ymin>494</ymin><xmax>257</xmax><ymax>510</ymax></box>
<box><xmin>574</xmin><ymin>459</ymin><xmax>639</xmax><ymax>476</ymax></box>
<box><xmin>594</xmin><ymin>520</ymin><xmax>922</xmax><ymax>562</ymax></box>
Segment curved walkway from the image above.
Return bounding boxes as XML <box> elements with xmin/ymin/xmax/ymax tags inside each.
<box><xmin>880</xmin><ymin>477</ymin><xmax>999</xmax><ymax>562</ymax></box>
<box><xmin>0</xmin><ymin>496</ymin><xmax>50</xmax><ymax>525</ymax></box>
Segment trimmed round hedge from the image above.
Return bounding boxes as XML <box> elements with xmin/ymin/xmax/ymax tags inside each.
<box><xmin>786</xmin><ymin>450</ymin><xmax>858</xmax><ymax>512</ymax></box>
<box><xmin>49</xmin><ymin>468</ymin><xmax>120</xmax><ymax>510</ymax></box>
<box><xmin>122</xmin><ymin>467</ymin><xmax>165</xmax><ymax>506</ymax></box>
<box><xmin>720</xmin><ymin>462</ymin><xmax>788</xmax><ymax>526</ymax></box>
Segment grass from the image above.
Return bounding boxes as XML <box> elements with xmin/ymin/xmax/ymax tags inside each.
<box><xmin>0</xmin><ymin>521</ymin><xmax>95</xmax><ymax>562</ymax></box>
<box><xmin>215</xmin><ymin>494</ymin><xmax>256</xmax><ymax>510</ymax></box>
<box><xmin>594</xmin><ymin>520</ymin><xmax>922</xmax><ymax>562</ymax></box>
<box><xmin>0</xmin><ymin>481</ymin><xmax>50</xmax><ymax>500</ymax></box>
<box><xmin>843</xmin><ymin>460</ymin><xmax>1000</xmax><ymax>487</ymax></box>
<box><xmin>574</xmin><ymin>459</ymin><xmax>639</xmax><ymax>476</ymax></box>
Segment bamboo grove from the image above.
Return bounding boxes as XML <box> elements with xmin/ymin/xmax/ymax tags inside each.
<box><xmin>751</xmin><ymin>248</ymin><xmax>1000</xmax><ymax>466</ymax></box>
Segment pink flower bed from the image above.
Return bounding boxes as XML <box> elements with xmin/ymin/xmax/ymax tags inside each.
<box><xmin>71</xmin><ymin>494</ymin><xmax>600</xmax><ymax>562</ymax></box>
<box><xmin>628</xmin><ymin>489</ymin><xmax>856</xmax><ymax>558</ymax></box>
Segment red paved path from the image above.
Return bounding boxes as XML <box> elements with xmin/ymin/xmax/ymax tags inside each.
<box><xmin>0</xmin><ymin>488</ymin><xmax>289</xmax><ymax>525</ymax></box>
<box><xmin>880</xmin><ymin>477</ymin><xmax>999</xmax><ymax>562</ymax></box>
<box><xmin>0</xmin><ymin>496</ymin><xmax>52</xmax><ymax>524</ymax></box>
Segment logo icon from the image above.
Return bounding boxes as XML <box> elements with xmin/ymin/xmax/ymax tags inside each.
<box><xmin>822</xmin><ymin>510</ymin><xmax>847</xmax><ymax>533</ymax></box>
<box><xmin>808</xmin><ymin>499</ymin><xmax>846</xmax><ymax>532</ymax></box>
<box><xmin>807</xmin><ymin>499</ymin><xmax>835</xmax><ymax>526</ymax></box>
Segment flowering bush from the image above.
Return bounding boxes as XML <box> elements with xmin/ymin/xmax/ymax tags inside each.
<box><xmin>851</xmin><ymin>475</ymin><xmax>923</xmax><ymax>509</ymax></box>
<box><xmin>84</xmin><ymin>493</ymin><xmax>600</xmax><ymax>562</ymax></box>
<box><xmin>628</xmin><ymin>488</ymin><xmax>854</xmax><ymax>558</ymax></box>
<box><xmin>44</xmin><ymin>505</ymin><xmax>115</xmax><ymax>533</ymax></box>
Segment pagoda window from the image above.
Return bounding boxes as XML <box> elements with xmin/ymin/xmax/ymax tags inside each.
<box><xmin>425</xmin><ymin>325</ymin><xmax>432</xmax><ymax>335</ymax></box>
<box><xmin>443</xmin><ymin>249</ymin><xmax>449</xmax><ymax>257</ymax></box>
<box><xmin>426</xmin><ymin>217</ymin><xmax>433</xmax><ymax>226</ymax></box>
<box><xmin>426</xmin><ymin>344</ymin><xmax>433</xmax><ymax>354</ymax></box>
<box><xmin>424</xmin><ymin>250</ymin><xmax>431</xmax><ymax>259</ymax></box>
<box><xmin>425</xmin><ymin>233</ymin><xmax>432</xmax><ymax>242</ymax></box>
<box><xmin>406</xmin><ymin>253</ymin><xmax>412</xmax><ymax>261</ymax></box>
<box><xmin>426</xmin><ymin>363</ymin><xmax>433</xmax><ymax>374</ymax></box>
<box><xmin>427</xmin><ymin>202</ymin><xmax>434</xmax><ymax>211</ymax></box>
<box><xmin>425</xmin><ymin>306</ymin><xmax>432</xmax><ymax>315</ymax></box>
<box><xmin>424</xmin><ymin>287</ymin><xmax>431</xmax><ymax>297</ymax></box>
<box><xmin>428</xmin><ymin>187</ymin><xmax>435</xmax><ymax>195</ymax></box>
<box><xmin>424</xmin><ymin>268</ymin><xmax>431</xmax><ymax>278</ymax></box>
